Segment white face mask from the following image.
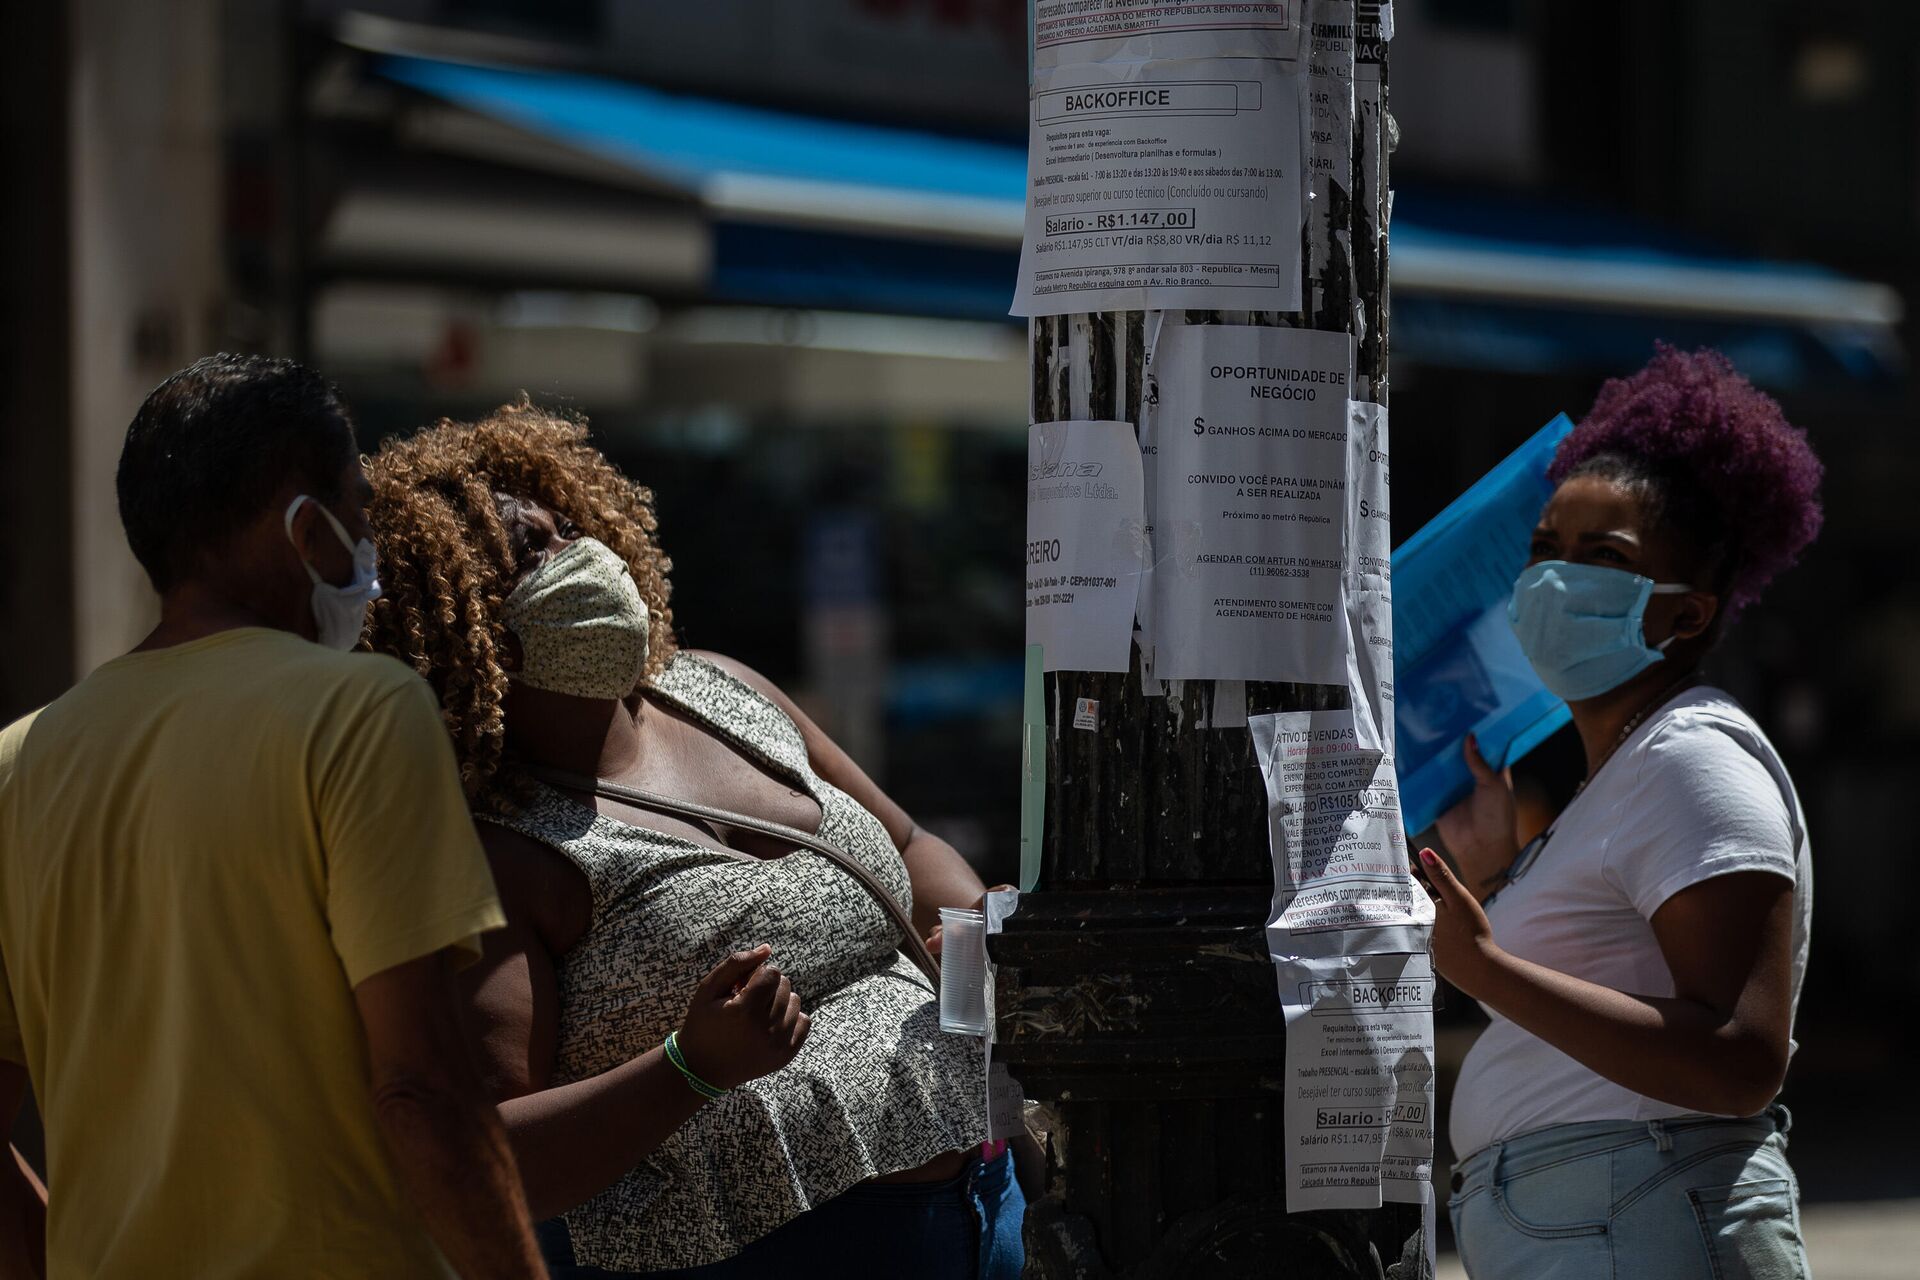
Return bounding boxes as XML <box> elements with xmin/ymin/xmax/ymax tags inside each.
<box><xmin>283</xmin><ymin>495</ymin><xmax>381</xmax><ymax>651</ymax></box>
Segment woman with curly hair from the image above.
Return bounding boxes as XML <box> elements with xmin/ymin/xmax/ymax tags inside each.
<box><xmin>1423</xmin><ymin>346</ymin><xmax>1822</xmax><ymax>1279</ymax></box>
<box><xmin>362</xmin><ymin>401</ymin><xmax>1022</xmax><ymax>1279</ymax></box>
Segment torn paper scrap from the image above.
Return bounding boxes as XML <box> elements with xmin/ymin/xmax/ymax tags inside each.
<box><xmin>1027</xmin><ymin>420</ymin><xmax>1148</xmax><ymax>674</ymax></box>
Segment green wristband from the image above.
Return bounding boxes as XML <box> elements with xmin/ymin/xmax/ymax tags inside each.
<box><xmin>664</xmin><ymin>1031</ymin><xmax>729</xmax><ymax>1101</ymax></box>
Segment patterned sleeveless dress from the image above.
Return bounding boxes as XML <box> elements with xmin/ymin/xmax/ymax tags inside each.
<box><xmin>481</xmin><ymin>654</ymin><xmax>987</xmax><ymax>1271</ymax></box>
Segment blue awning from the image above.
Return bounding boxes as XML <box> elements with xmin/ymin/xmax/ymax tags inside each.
<box><xmin>368</xmin><ymin>53</ymin><xmax>1903</xmax><ymax>387</ymax></box>
<box><xmin>376</xmin><ymin>54</ymin><xmax>1025</xmax><ymax>245</ymax></box>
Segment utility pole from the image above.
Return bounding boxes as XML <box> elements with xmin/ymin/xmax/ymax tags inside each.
<box><xmin>999</xmin><ymin>3</ymin><xmax>1423</xmax><ymax>1275</ymax></box>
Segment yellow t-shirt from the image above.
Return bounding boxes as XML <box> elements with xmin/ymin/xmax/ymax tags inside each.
<box><xmin>0</xmin><ymin>628</ymin><xmax>506</xmax><ymax>1278</ymax></box>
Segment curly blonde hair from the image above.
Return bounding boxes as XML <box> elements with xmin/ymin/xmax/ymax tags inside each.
<box><xmin>363</xmin><ymin>398</ymin><xmax>677</xmax><ymax>804</ymax></box>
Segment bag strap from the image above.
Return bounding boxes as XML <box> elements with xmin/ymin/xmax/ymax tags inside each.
<box><xmin>528</xmin><ymin>767</ymin><xmax>940</xmax><ymax>986</ymax></box>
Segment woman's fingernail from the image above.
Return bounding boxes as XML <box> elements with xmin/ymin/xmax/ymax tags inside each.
<box><xmin>1419</xmin><ymin>848</ymin><xmax>1438</xmax><ymax>864</ymax></box>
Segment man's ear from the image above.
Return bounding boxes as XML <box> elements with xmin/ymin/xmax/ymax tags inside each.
<box><xmin>283</xmin><ymin>494</ymin><xmax>319</xmax><ymax>565</ymax></box>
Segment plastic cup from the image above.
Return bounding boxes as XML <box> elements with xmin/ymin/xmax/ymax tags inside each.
<box><xmin>937</xmin><ymin>907</ymin><xmax>989</xmax><ymax>1035</ymax></box>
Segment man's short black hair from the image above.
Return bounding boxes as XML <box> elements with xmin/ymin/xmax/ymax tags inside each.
<box><xmin>116</xmin><ymin>353</ymin><xmax>359</xmax><ymax>591</ymax></box>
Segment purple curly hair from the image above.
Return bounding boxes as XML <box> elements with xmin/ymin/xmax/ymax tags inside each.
<box><xmin>1549</xmin><ymin>344</ymin><xmax>1824</xmax><ymax>621</ymax></box>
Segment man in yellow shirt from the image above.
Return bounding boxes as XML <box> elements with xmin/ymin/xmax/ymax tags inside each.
<box><xmin>0</xmin><ymin>355</ymin><xmax>546</xmax><ymax>1277</ymax></box>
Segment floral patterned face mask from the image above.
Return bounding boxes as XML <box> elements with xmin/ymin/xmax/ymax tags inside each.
<box><xmin>502</xmin><ymin>537</ymin><xmax>650</xmax><ymax>700</ymax></box>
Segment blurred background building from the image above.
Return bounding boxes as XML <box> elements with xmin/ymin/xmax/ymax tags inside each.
<box><xmin>5</xmin><ymin>0</ymin><xmax>1918</xmax><ymax>1234</ymax></box>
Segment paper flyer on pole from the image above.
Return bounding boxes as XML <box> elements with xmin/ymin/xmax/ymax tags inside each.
<box><xmin>1014</xmin><ymin>3</ymin><xmax>1307</xmax><ymax>317</ymax></box>
<box><xmin>1252</xmin><ymin>709</ymin><xmax>1431</xmax><ymax>959</ymax></box>
<box><xmin>1276</xmin><ymin>951</ymin><xmax>1436</xmax><ymax>1212</ymax></box>
<box><xmin>1033</xmin><ymin>1</ymin><xmax>1302</xmax><ymax>68</ymax></box>
<box><xmin>1344</xmin><ymin>401</ymin><xmax>1393</xmax><ymax>753</ymax></box>
<box><xmin>1027</xmin><ymin>420</ymin><xmax>1149</xmax><ymax>673</ymax></box>
<box><xmin>1012</xmin><ymin>58</ymin><xmax>1308</xmax><ymax>317</ymax></box>
<box><xmin>1143</xmin><ymin>324</ymin><xmax>1355</xmax><ymax>684</ymax></box>
<box><xmin>1345</xmin><ymin>402</ymin><xmax>1390</xmax><ymax>601</ymax></box>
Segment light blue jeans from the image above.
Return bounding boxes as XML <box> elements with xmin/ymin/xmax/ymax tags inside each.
<box><xmin>1449</xmin><ymin>1107</ymin><xmax>1808</xmax><ymax>1280</ymax></box>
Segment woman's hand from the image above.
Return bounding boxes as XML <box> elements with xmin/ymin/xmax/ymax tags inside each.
<box><xmin>1415</xmin><ymin>848</ymin><xmax>1504</xmax><ymax>1000</ymax></box>
<box><xmin>1434</xmin><ymin>734</ymin><xmax>1521</xmax><ymax>903</ymax></box>
<box><xmin>924</xmin><ymin>885</ymin><xmax>1015</xmax><ymax>957</ymax></box>
<box><xmin>675</xmin><ymin>946</ymin><xmax>811</xmax><ymax>1090</ymax></box>
<box><xmin>488</xmin><ymin>940</ymin><xmax>812</xmax><ymax>1221</ymax></box>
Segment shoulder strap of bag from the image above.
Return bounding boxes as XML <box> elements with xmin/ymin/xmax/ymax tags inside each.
<box><xmin>527</xmin><ymin>767</ymin><xmax>939</xmax><ymax>985</ymax></box>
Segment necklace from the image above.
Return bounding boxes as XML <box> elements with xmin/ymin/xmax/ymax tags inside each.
<box><xmin>1571</xmin><ymin>671</ymin><xmax>1700</xmax><ymax>801</ymax></box>
<box><xmin>1489</xmin><ymin>671</ymin><xmax>1700</xmax><ymax>899</ymax></box>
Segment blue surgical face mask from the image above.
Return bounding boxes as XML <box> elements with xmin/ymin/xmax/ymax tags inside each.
<box><xmin>1508</xmin><ymin>561</ymin><xmax>1695</xmax><ymax>702</ymax></box>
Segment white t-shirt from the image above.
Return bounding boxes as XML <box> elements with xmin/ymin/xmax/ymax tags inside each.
<box><xmin>1448</xmin><ymin>686</ymin><xmax>1811</xmax><ymax>1159</ymax></box>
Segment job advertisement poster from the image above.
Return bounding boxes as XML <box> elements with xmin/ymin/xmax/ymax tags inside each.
<box><xmin>1034</xmin><ymin>0</ymin><xmax>1301</xmax><ymax>69</ymax></box>
<box><xmin>1344</xmin><ymin>401</ymin><xmax>1391</xmax><ymax>593</ymax></box>
<box><xmin>1345</xmin><ymin>401</ymin><xmax>1393</xmax><ymax>753</ymax></box>
<box><xmin>1277</xmin><ymin>951</ymin><xmax>1436</xmax><ymax>1212</ymax></box>
<box><xmin>1027</xmin><ymin>420</ymin><xmax>1149</xmax><ymax>673</ymax></box>
<box><xmin>1252</xmin><ymin>708</ymin><xmax>1431</xmax><ymax>958</ymax></box>
<box><xmin>1144</xmin><ymin>325</ymin><xmax>1354</xmax><ymax>684</ymax></box>
<box><xmin>1012</xmin><ymin>56</ymin><xmax>1306</xmax><ymax>316</ymax></box>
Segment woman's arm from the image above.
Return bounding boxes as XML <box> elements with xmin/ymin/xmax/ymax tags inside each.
<box><xmin>692</xmin><ymin>653</ymin><xmax>987</xmax><ymax>937</ymax></box>
<box><xmin>1421</xmin><ymin>849</ymin><xmax>1794</xmax><ymax>1116</ymax></box>
<box><xmin>467</xmin><ymin>827</ymin><xmax>809</xmax><ymax>1220</ymax></box>
<box><xmin>1433</xmin><ymin>734</ymin><xmax>1522</xmax><ymax>904</ymax></box>
<box><xmin>688</xmin><ymin>656</ymin><xmax>1041</xmax><ymax>1186</ymax></box>
<box><xmin>0</xmin><ymin>1063</ymin><xmax>44</xmax><ymax>1280</ymax></box>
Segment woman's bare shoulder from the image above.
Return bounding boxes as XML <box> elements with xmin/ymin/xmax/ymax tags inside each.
<box><xmin>476</xmin><ymin>817</ymin><xmax>592</xmax><ymax>951</ymax></box>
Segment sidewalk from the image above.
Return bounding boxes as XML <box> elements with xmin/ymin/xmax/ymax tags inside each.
<box><xmin>1438</xmin><ymin>1198</ymin><xmax>1920</xmax><ymax>1279</ymax></box>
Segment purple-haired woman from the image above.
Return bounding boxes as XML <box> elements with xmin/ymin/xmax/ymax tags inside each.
<box><xmin>1421</xmin><ymin>346</ymin><xmax>1821</xmax><ymax>1279</ymax></box>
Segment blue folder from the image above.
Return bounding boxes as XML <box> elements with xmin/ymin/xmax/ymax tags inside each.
<box><xmin>1392</xmin><ymin>415</ymin><xmax>1576</xmax><ymax>835</ymax></box>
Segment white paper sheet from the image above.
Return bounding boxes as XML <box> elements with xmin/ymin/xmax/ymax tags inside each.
<box><xmin>1144</xmin><ymin>325</ymin><xmax>1356</xmax><ymax>683</ymax></box>
<box><xmin>1012</xmin><ymin>56</ymin><xmax>1306</xmax><ymax>317</ymax></box>
<box><xmin>1345</xmin><ymin>401</ymin><xmax>1394</xmax><ymax>753</ymax></box>
<box><xmin>1033</xmin><ymin>0</ymin><xmax>1302</xmax><ymax>68</ymax></box>
<box><xmin>1276</xmin><ymin>951</ymin><xmax>1436</xmax><ymax>1212</ymax></box>
<box><xmin>1027</xmin><ymin>420</ymin><xmax>1148</xmax><ymax>673</ymax></box>
<box><xmin>1345</xmin><ymin>401</ymin><xmax>1391</xmax><ymax>590</ymax></box>
<box><xmin>1345</xmin><ymin>589</ymin><xmax>1394</xmax><ymax>753</ymax></box>
<box><xmin>1253</xmin><ymin>709</ymin><xmax>1432</xmax><ymax>958</ymax></box>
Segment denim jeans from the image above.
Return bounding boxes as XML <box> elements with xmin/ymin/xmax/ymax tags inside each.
<box><xmin>1448</xmin><ymin>1107</ymin><xmax>1807</xmax><ymax>1280</ymax></box>
<box><xmin>538</xmin><ymin>1148</ymin><xmax>1026</xmax><ymax>1279</ymax></box>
